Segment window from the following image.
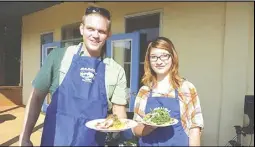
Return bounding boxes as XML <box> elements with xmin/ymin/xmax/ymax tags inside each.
<box><xmin>40</xmin><ymin>32</ymin><xmax>53</xmax><ymax>66</ymax></box>
<box><xmin>61</xmin><ymin>22</ymin><xmax>82</xmax><ymax>48</ymax></box>
<box><xmin>125</xmin><ymin>12</ymin><xmax>160</xmax><ymax>88</ymax></box>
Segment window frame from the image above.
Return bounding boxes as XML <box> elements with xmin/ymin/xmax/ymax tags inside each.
<box><xmin>124</xmin><ymin>9</ymin><xmax>163</xmax><ymax>88</ymax></box>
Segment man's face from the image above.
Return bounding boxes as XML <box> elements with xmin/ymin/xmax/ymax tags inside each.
<box><xmin>80</xmin><ymin>14</ymin><xmax>110</xmax><ymax>53</ymax></box>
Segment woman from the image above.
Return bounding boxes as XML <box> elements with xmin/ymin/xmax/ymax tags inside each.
<box><xmin>132</xmin><ymin>37</ymin><xmax>204</xmax><ymax>146</ymax></box>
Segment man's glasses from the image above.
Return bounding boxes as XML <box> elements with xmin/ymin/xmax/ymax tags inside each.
<box><xmin>85</xmin><ymin>6</ymin><xmax>111</xmax><ymax>20</ymax></box>
<box><xmin>150</xmin><ymin>54</ymin><xmax>171</xmax><ymax>62</ymax></box>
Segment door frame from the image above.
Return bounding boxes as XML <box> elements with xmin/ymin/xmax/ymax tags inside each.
<box><xmin>124</xmin><ymin>9</ymin><xmax>163</xmax><ymax>37</ymax></box>
<box><xmin>106</xmin><ymin>31</ymin><xmax>140</xmax><ymax>112</ymax></box>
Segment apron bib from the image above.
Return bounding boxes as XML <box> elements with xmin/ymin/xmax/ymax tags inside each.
<box><xmin>139</xmin><ymin>89</ymin><xmax>189</xmax><ymax>146</ymax></box>
<box><xmin>41</xmin><ymin>44</ymin><xmax>108</xmax><ymax>146</ymax></box>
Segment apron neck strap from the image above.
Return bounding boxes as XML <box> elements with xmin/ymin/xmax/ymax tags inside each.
<box><xmin>174</xmin><ymin>89</ymin><xmax>178</xmax><ymax>99</ymax></box>
<box><xmin>76</xmin><ymin>43</ymin><xmax>103</xmax><ymax>61</ymax></box>
<box><xmin>149</xmin><ymin>87</ymin><xmax>179</xmax><ymax>99</ymax></box>
<box><xmin>76</xmin><ymin>43</ymin><xmax>83</xmax><ymax>55</ymax></box>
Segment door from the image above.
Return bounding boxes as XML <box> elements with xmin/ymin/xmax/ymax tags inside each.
<box><xmin>106</xmin><ymin>31</ymin><xmax>140</xmax><ymax>112</ymax></box>
<box><xmin>41</xmin><ymin>42</ymin><xmax>61</xmax><ymax>113</ymax></box>
<box><xmin>0</xmin><ymin>47</ymin><xmax>5</xmax><ymax>85</ymax></box>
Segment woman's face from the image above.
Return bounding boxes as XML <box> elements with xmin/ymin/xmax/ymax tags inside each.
<box><xmin>149</xmin><ymin>47</ymin><xmax>172</xmax><ymax>76</ymax></box>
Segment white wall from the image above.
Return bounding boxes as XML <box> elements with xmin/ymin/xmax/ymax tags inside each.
<box><xmin>219</xmin><ymin>2</ymin><xmax>254</xmax><ymax>146</ymax></box>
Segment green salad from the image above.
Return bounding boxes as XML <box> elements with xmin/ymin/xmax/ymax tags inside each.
<box><xmin>143</xmin><ymin>107</ymin><xmax>173</xmax><ymax>125</ymax></box>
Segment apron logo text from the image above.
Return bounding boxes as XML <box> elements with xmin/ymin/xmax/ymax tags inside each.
<box><xmin>80</xmin><ymin>67</ymin><xmax>96</xmax><ymax>83</ymax></box>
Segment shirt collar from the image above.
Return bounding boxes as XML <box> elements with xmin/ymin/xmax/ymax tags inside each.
<box><xmin>77</xmin><ymin>42</ymin><xmax>102</xmax><ymax>61</ymax></box>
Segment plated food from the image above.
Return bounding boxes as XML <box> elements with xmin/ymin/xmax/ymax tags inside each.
<box><xmin>142</xmin><ymin>107</ymin><xmax>178</xmax><ymax>127</ymax></box>
<box><xmin>95</xmin><ymin>114</ymin><xmax>126</xmax><ymax>130</ymax></box>
<box><xmin>85</xmin><ymin>114</ymin><xmax>138</xmax><ymax>132</ymax></box>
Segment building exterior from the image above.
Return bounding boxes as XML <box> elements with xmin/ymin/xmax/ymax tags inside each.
<box><xmin>20</xmin><ymin>2</ymin><xmax>254</xmax><ymax>146</ymax></box>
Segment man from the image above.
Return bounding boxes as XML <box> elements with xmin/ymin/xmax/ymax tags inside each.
<box><xmin>19</xmin><ymin>6</ymin><xmax>127</xmax><ymax>146</ymax></box>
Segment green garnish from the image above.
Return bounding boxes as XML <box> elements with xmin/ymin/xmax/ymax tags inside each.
<box><xmin>143</xmin><ymin>107</ymin><xmax>173</xmax><ymax>125</ymax></box>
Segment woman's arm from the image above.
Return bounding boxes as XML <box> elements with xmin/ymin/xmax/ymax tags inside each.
<box><xmin>186</xmin><ymin>82</ymin><xmax>204</xmax><ymax>146</ymax></box>
<box><xmin>189</xmin><ymin>127</ymin><xmax>201</xmax><ymax>146</ymax></box>
<box><xmin>131</xmin><ymin>86</ymin><xmax>157</xmax><ymax>137</ymax></box>
<box><xmin>132</xmin><ymin>123</ymin><xmax>156</xmax><ymax>137</ymax></box>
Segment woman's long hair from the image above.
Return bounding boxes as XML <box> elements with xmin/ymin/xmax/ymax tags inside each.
<box><xmin>141</xmin><ymin>37</ymin><xmax>182</xmax><ymax>89</ymax></box>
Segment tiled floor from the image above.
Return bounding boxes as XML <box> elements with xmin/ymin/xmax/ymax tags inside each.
<box><xmin>0</xmin><ymin>105</ymin><xmax>45</xmax><ymax>146</ymax></box>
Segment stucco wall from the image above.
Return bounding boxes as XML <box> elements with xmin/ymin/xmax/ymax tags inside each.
<box><xmin>21</xmin><ymin>2</ymin><xmax>254</xmax><ymax>145</ymax></box>
<box><xmin>219</xmin><ymin>2</ymin><xmax>254</xmax><ymax>146</ymax></box>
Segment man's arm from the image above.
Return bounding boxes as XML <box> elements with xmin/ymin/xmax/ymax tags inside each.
<box><xmin>112</xmin><ymin>104</ymin><xmax>127</xmax><ymax>119</ymax></box>
<box><xmin>110</xmin><ymin>65</ymin><xmax>128</xmax><ymax>119</ymax></box>
<box><xmin>19</xmin><ymin>49</ymin><xmax>56</xmax><ymax>145</ymax></box>
<box><xmin>19</xmin><ymin>88</ymin><xmax>47</xmax><ymax>144</ymax></box>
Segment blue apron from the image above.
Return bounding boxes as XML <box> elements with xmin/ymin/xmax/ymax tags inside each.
<box><xmin>139</xmin><ymin>89</ymin><xmax>189</xmax><ymax>146</ymax></box>
<box><xmin>41</xmin><ymin>44</ymin><xmax>108</xmax><ymax>146</ymax></box>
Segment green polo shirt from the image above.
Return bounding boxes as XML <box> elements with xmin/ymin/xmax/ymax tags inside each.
<box><xmin>32</xmin><ymin>43</ymin><xmax>128</xmax><ymax>110</ymax></box>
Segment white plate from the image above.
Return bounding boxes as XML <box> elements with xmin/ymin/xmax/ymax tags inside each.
<box><xmin>141</xmin><ymin>118</ymin><xmax>179</xmax><ymax>127</ymax></box>
<box><xmin>85</xmin><ymin>118</ymin><xmax>138</xmax><ymax>132</ymax></box>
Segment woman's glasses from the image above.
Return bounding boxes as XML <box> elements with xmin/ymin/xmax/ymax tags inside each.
<box><xmin>85</xmin><ymin>6</ymin><xmax>111</xmax><ymax>20</ymax></box>
<box><xmin>149</xmin><ymin>54</ymin><xmax>171</xmax><ymax>62</ymax></box>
